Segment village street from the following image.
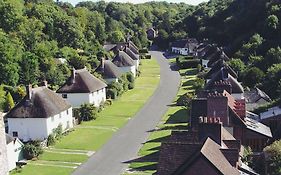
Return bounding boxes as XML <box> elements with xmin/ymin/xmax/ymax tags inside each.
<box><xmin>72</xmin><ymin>51</ymin><xmax>181</xmax><ymax>175</ymax></box>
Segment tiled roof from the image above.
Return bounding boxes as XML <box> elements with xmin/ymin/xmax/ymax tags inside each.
<box><xmin>244</xmin><ymin>88</ymin><xmax>272</xmax><ymax>103</ymax></box>
<box><xmin>173</xmin><ymin>138</ymin><xmax>240</xmax><ymax>175</ymax></box>
<box><xmin>205</xmin><ymin>60</ymin><xmax>238</xmax><ymax>79</ymax></box>
<box><xmin>205</xmin><ymin>69</ymin><xmax>244</xmax><ymax>94</ymax></box>
<box><xmin>244</xmin><ymin>117</ymin><xmax>272</xmax><ymax>138</ymax></box>
<box><xmin>7</xmin><ymin>86</ymin><xmax>71</xmax><ymax>118</ymax></box>
<box><xmin>57</xmin><ymin>68</ymin><xmax>107</xmax><ymax>93</ymax></box>
<box><xmin>207</xmin><ymin>50</ymin><xmax>230</xmax><ymax>67</ymax></box>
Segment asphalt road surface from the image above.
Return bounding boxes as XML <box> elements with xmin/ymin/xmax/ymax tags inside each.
<box><xmin>72</xmin><ymin>51</ymin><xmax>180</xmax><ymax>175</ymax></box>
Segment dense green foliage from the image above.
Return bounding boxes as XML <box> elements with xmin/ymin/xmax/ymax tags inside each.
<box><xmin>0</xmin><ymin>0</ymin><xmax>281</xmax><ymax>105</ymax></box>
<box><xmin>0</xmin><ymin>0</ymin><xmax>192</xmax><ymax>111</ymax></box>
<box><xmin>79</xmin><ymin>103</ymin><xmax>98</xmax><ymax>121</ymax></box>
<box><xmin>264</xmin><ymin>140</ymin><xmax>281</xmax><ymax>175</ymax></box>
<box><xmin>22</xmin><ymin>140</ymin><xmax>44</xmax><ymax>159</ymax></box>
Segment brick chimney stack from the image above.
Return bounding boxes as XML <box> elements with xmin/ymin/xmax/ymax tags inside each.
<box><xmin>198</xmin><ymin>116</ymin><xmax>223</xmax><ymax>146</ymax></box>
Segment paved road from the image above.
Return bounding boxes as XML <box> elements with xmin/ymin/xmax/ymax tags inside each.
<box><xmin>72</xmin><ymin>51</ymin><xmax>180</xmax><ymax>175</ymax></box>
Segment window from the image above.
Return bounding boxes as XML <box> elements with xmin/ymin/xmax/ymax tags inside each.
<box><xmin>66</xmin><ymin>109</ymin><xmax>69</xmax><ymax>115</ymax></box>
<box><xmin>62</xmin><ymin>94</ymin><xmax>67</xmax><ymax>98</ymax></box>
<box><xmin>12</xmin><ymin>131</ymin><xmax>18</xmax><ymax>137</ymax></box>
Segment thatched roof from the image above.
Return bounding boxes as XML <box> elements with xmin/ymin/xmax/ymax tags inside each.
<box><xmin>6</xmin><ymin>87</ymin><xmax>71</xmax><ymax>118</ymax></box>
<box><xmin>57</xmin><ymin>68</ymin><xmax>107</xmax><ymax>93</ymax></box>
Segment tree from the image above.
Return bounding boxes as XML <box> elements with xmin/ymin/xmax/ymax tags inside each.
<box><xmin>19</xmin><ymin>52</ymin><xmax>40</xmax><ymax>85</ymax></box>
<box><xmin>108</xmin><ymin>30</ymin><xmax>124</xmax><ymax>43</ymax></box>
<box><xmin>228</xmin><ymin>59</ymin><xmax>246</xmax><ymax>76</ymax></box>
<box><xmin>264</xmin><ymin>140</ymin><xmax>281</xmax><ymax>175</ymax></box>
<box><xmin>4</xmin><ymin>92</ymin><xmax>15</xmax><ymax>112</ymax></box>
<box><xmin>0</xmin><ymin>0</ymin><xmax>24</xmax><ymax>32</ymax></box>
<box><xmin>267</xmin><ymin>14</ymin><xmax>279</xmax><ymax>29</ymax></box>
<box><xmin>243</xmin><ymin>67</ymin><xmax>264</xmax><ymax>88</ymax></box>
<box><xmin>79</xmin><ymin>103</ymin><xmax>98</xmax><ymax>121</ymax></box>
<box><xmin>240</xmin><ymin>34</ymin><xmax>263</xmax><ymax>59</ymax></box>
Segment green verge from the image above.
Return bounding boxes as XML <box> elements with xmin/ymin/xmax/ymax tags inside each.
<box><xmin>11</xmin><ymin>59</ymin><xmax>160</xmax><ymax>175</ymax></box>
<box><xmin>123</xmin><ymin>58</ymin><xmax>197</xmax><ymax>175</ymax></box>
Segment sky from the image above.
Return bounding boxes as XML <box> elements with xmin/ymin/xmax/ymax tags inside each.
<box><xmin>59</xmin><ymin>0</ymin><xmax>209</xmax><ymax>6</ymax></box>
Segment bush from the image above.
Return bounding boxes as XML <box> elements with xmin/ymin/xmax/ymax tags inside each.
<box><xmin>126</xmin><ymin>73</ymin><xmax>134</xmax><ymax>83</ymax></box>
<box><xmin>104</xmin><ymin>99</ymin><xmax>113</xmax><ymax>106</ymax></box>
<box><xmin>176</xmin><ymin>56</ymin><xmax>200</xmax><ymax>68</ymax></box>
<box><xmin>107</xmin><ymin>88</ymin><xmax>118</xmax><ymax>99</ymax></box>
<box><xmin>79</xmin><ymin>103</ymin><xmax>98</xmax><ymax>121</ymax></box>
<box><xmin>23</xmin><ymin>141</ymin><xmax>43</xmax><ymax>160</ymax></box>
<box><xmin>128</xmin><ymin>82</ymin><xmax>135</xmax><ymax>89</ymax></box>
<box><xmin>139</xmin><ymin>48</ymin><xmax>149</xmax><ymax>54</ymax></box>
<box><xmin>177</xmin><ymin>93</ymin><xmax>194</xmax><ymax>106</ymax></box>
<box><xmin>47</xmin><ymin>134</ymin><xmax>56</xmax><ymax>146</ymax></box>
<box><xmin>193</xmin><ymin>78</ymin><xmax>205</xmax><ymax>92</ymax></box>
<box><xmin>264</xmin><ymin>140</ymin><xmax>281</xmax><ymax>175</ymax></box>
<box><xmin>53</xmin><ymin>124</ymin><xmax>63</xmax><ymax>140</ymax></box>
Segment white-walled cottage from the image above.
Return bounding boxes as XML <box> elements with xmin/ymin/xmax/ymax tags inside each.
<box><xmin>112</xmin><ymin>51</ymin><xmax>136</xmax><ymax>77</ymax></box>
<box><xmin>96</xmin><ymin>58</ymin><xmax>122</xmax><ymax>84</ymax></box>
<box><xmin>57</xmin><ymin>68</ymin><xmax>107</xmax><ymax>108</ymax></box>
<box><xmin>6</xmin><ymin>85</ymin><xmax>73</xmax><ymax>142</ymax></box>
<box><xmin>171</xmin><ymin>38</ymin><xmax>198</xmax><ymax>56</ymax></box>
<box><xmin>0</xmin><ymin>114</ymin><xmax>8</xmax><ymax>175</ymax></box>
<box><xmin>6</xmin><ymin>134</ymin><xmax>23</xmax><ymax>171</ymax></box>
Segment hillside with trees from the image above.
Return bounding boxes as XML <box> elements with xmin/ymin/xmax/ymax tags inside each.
<box><xmin>1</xmin><ymin>0</ymin><xmax>281</xmax><ymax>111</ymax></box>
<box><xmin>0</xmin><ymin>0</ymin><xmax>191</xmax><ymax>111</ymax></box>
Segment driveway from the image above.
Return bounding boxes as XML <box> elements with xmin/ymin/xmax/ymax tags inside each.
<box><xmin>72</xmin><ymin>51</ymin><xmax>180</xmax><ymax>175</ymax></box>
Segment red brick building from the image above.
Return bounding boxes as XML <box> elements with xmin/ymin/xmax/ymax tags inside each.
<box><xmin>157</xmin><ymin>119</ymin><xmax>257</xmax><ymax>175</ymax></box>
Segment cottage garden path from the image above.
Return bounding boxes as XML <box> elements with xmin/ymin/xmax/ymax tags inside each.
<box><xmin>12</xmin><ymin>56</ymin><xmax>162</xmax><ymax>175</ymax></box>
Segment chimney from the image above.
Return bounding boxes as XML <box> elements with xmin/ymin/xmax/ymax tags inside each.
<box><xmin>26</xmin><ymin>85</ymin><xmax>33</xmax><ymax>100</ymax></box>
<box><xmin>100</xmin><ymin>57</ymin><xmax>105</xmax><ymax>72</ymax></box>
<box><xmin>42</xmin><ymin>80</ymin><xmax>48</xmax><ymax>88</ymax></box>
<box><xmin>198</xmin><ymin>117</ymin><xmax>222</xmax><ymax>145</ymax></box>
<box><xmin>71</xmin><ymin>68</ymin><xmax>76</xmax><ymax>84</ymax></box>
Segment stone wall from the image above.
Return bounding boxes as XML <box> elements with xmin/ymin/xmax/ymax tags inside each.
<box><xmin>0</xmin><ymin>113</ymin><xmax>8</xmax><ymax>175</ymax></box>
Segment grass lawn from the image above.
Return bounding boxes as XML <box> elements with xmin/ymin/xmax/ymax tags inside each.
<box><xmin>13</xmin><ymin>59</ymin><xmax>160</xmax><ymax>175</ymax></box>
<box><xmin>10</xmin><ymin>165</ymin><xmax>73</xmax><ymax>175</ymax></box>
<box><xmin>39</xmin><ymin>152</ymin><xmax>89</xmax><ymax>163</ymax></box>
<box><xmin>124</xmin><ymin>58</ymin><xmax>197</xmax><ymax>175</ymax></box>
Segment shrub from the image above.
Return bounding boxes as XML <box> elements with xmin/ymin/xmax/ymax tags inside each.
<box><xmin>145</xmin><ymin>55</ymin><xmax>152</xmax><ymax>59</ymax></box>
<box><xmin>79</xmin><ymin>103</ymin><xmax>98</xmax><ymax>121</ymax></box>
<box><xmin>264</xmin><ymin>140</ymin><xmax>281</xmax><ymax>175</ymax></box>
<box><xmin>139</xmin><ymin>48</ymin><xmax>149</xmax><ymax>54</ymax></box>
<box><xmin>47</xmin><ymin>134</ymin><xmax>56</xmax><ymax>146</ymax></box>
<box><xmin>53</xmin><ymin>124</ymin><xmax>63</xmax><ymax>140</ymax></box>
<box><xmin>176</xmin><ymin>56</ymin><xmax>200</xmax><ymax>68</ymax></box>
<box><xmin>126</xmin><ymin>73</ymin><xmax>134</xmax><ymax>83</ymax></box>
<box><xmin>193</xmin><ymin>78</ymin><xmax>205</xmax><ymax>92</ymax></box>
<box><xmin>4</xmin><ymin>92</ymin><xmax>15</xmax><ymax>112</ymax></box>
<box><xmin>128</xmin><ymin>82</ymin><xmax>135</xmax><ymax>89</ymax></box>
<box><xmin>23</xmin><ymin>141</ymin><xmax>43</xmax><ymax>159</ymax></box>
<box><xmin>107</xmin><ymin>88</ymin><xmax>118</xmax><ymax>99</ymax></box>
<box><xmin>177</xmin><ymin>93</ymin><xmax>194</xmax><ymax>106</ymax></box>
<box><xmin>104</xmin><ymin>99</ymin><xmax>113</xmax><ymax>106</ymax></box>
